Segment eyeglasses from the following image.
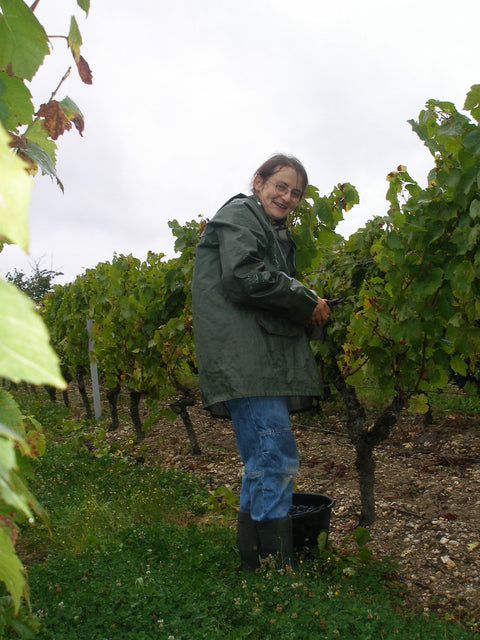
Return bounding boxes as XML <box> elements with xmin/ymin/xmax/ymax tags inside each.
<box><xmin>267</xmin><ymin>180</ymin><xmax>303</xmax><ymax>201</ymax></box>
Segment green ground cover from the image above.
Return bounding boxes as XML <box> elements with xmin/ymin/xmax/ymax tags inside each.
<box><xmin>2</xmin><ymin>393</ymin><xmax>477</xmax><ymax>639</ymax></box>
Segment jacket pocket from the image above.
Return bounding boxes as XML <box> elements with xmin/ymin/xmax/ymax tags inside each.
<box><xmin>256</xmin><ymin>313</ymin><xmax>304</xmax><ymax>337</ymax></box>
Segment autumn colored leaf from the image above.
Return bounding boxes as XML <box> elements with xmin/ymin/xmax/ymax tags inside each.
<box><xmin>26</xmin><ymin>429</ymin><xmax>46</xmax><ymax>458</ymax></box>
<box><xmin>15</xmin><ymin>148</ymin><xmax>38</xmax><ymax>177</ymax></box>
<box><xmin>59</xmin><ymin>97</ymin><xmax>85</xmax><ymax>135</ymax></box>
<box><xmin>441</xmin><ymin>512</ymin><xmax>457</xmax><ymax>521</ymax></box>
<box><xmin>75</xmin><ymin>55</ymin><xmax>93</xmax><ymax>85</ymax></box>
<box><xmin>37</xmin><ymin>100</ymin><xmax>72</xmax><ymax>140</ymax></box>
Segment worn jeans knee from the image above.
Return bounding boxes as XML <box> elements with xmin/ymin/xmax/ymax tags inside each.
<box><xmin>225</xmin><ymin>396</ymin><xmax>299</xmax><ymax>522</ymax></box>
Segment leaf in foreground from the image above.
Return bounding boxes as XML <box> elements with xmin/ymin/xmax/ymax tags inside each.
<box><xmin>0</xmin><ymin>278</ymin><xmax>66</xmax><ymax>388</ymax></box>
<box><xmin>0</xmin><ymin>123</ymin><xmax>31</xmax><ymax>250</ymax></box>
<box><xmin>0</xmin><ymin>526</ymin><xmax>26</xmax><ymax>612</ymax></box>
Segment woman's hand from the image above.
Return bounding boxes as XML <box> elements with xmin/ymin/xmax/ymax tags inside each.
<box><xmin>310</xmin><ymin>297</ymin><xmax>330</xmax><ymax>326</ymax></box>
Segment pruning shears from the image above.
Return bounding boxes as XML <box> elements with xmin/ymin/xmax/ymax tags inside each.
<box><xmin>326</xmin><ymin>296</ymin><xmax>345</xmax><ymax>308</ymax></box>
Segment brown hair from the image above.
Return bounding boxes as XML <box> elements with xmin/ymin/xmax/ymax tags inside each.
<box><xmin>251</xmin><ymin>153</ymin><xmax>308</xmax><ymax>195</ymax></box>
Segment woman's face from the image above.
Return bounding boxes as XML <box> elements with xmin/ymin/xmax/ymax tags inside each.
<box><xmin>253</xmin><ymin>166</ymin><xmax>304</xmax><ymax>221</ymax></box>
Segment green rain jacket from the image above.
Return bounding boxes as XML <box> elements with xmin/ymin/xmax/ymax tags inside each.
<box><xmin>191</xmin><ymin>193</ymin><xmax>322</xmax><ymax>416</ymax></box>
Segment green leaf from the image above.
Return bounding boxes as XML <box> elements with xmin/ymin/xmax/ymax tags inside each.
<box><xmin>450</xmin><ymin>353</ymin><xmax>467</xmax><ymax>376</ymax></box>
<box><xmin>0</xmin><ymin>389</ymin><xmax>25</xmax><ymax>438</ymax></box>
<box><xmin>464</xmin><ymin>84</ymin><xmax>480</xmax><ymax>122</ymax></box>
<box><xmin>317</xmin><ymin>529</ymin><xmax>328</xmax><ymax>552</ymax></box>
<box><xmin>24</xmin><ymin>118</ymin><xmax>57</xmax><ymax>167</ymax></box>
<box><xmin>59</xmin><ymin>96</ymin><xmax>84</xmax><ymax>136</ymax></box>
<box><xmin>0</xmin><ymin>123</ymin><xmax>31</xmax><ymax>250</ymax></box>
<box><xmin>0</xmin><ymin>72</ymin><xmax>33</xmax><ymax>131</ymax></box>
<box><xmin>452</xmin><ymin>261</ymin><xmax>474</xmax><ymax>296</ymax></box>
<box><xmin>354</xmin><ymin>526</ymin><xmax>370</xmax><ymax>547</ymax></box>
<box><xmin>0</xmin><ymin>435</ymin><xmax>16</xmax><ymax>473</ymax></box>
<box><xmin>0</xmin><ymin>0</ymin><xmax>49</xmax><ymax>82</ymax></box>
<box><xmin>386</xmin><ymin>229</ymin><xmax>402</xmax><ymax>249</ymax></box>
<box><xmin>77</xmin><ymin>0</ymin><xmax>90</xmax><ymax>15</ymax></box>
<box><xmin>68</xmin><ymin>15</ymin><xmax>82</xmax><ymax>62</ymax></box>
<box><xmin>429</xmin><ymin>364</ymin><xmax>450</xmax><ymax>390</ymax></box>
<box><xmin>0</xmin><ymin>435</ymin><xmax>36</xmax><ymax>518</ymax></box>
<box><xmin>463</xmin><ymin>129</ymin><xmax>480</xmax><ymax>156</ymax></box>
<box><xmin>159</xmin><ymin>407</ymin><xmax>179</xmax><ymax>422</ymax></box>
<box><xmin>316</xmin><ymin>227</ymin><xmax>342</xmax><ymax>248</ymax></box>
<box><xmin>340</xmin><ymin>182</ymin><xmax>360</xmax><ymax>210</ymax></box>
<box><xmin>312</xmin><ymin>197</ymin><xmax>333</xmax><ymax>226</ymax></box>
<box><xmin>0</xmin><ymin>526</ymin><xmax>26</xmax><ymax>612</ymax></box>
<box><xmin>24</xmin><ymin>139</ymin><xmax>63</xmax><ymax>191</ymax></box>
<box><xmin>470</xmin><ymin>199</ymin><xmax>480</xmax><ymax>220</ymax></box>
<box><xmin>408</xmin><ymin>393</ymin><xmax>430</xmax><ymax>414</ymax></box>
<box><xmin>410</xmin><ymin>267</ymin><xmax>443</xmax><ymax>298</ymax></box>
<box><xmin>0</xmin><ymin>278</ymin><xmax>66</xmax><ymax>388</ymax></box>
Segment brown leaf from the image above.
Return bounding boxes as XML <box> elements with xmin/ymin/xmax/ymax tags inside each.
<box><xmin>17</xmin><ymin>150</ymin><xmax>38</xmax><ymax>176</ymax></box>
<box><xmin>71</xmin><ymin>115</ymin><xmax>84</xmax><ymax>137</ymax></box>
<box><xmin>8</xmin><ymin>133</ymin><xmax>26</xmax><ymax>150</ymax></box>
<box><xmin>38</xmin><ymin>100</ymin><xmax>72</xmax><ymax>140</ymax></box>
<box><xmin>76</xmin><ymin>55</ymin><xmax>93</xmax><ymax>85</ymax></box>
<box><xmin>441</xmin><ymin>512</ymin><xmax>457</xmax><ymax>521</ymax></box>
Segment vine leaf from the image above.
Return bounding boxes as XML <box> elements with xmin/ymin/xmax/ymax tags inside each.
<box><xmin>0</xmin><ymin>526</ymin><xmax>25</xmax><ymax>612</ymax></box>
<box><xmin>0</xmin><ymin>124</ymin><xmax>30</xmax><ymax>250</ymax></box>
<box><xmin>23</xmin><ymin>139</ymin><xmax>64</xmax><ymax>191</ymax></box>
<box><xmin>59</xmin><ymin>96</ymin><xmax>85</xmax><ymax>135</ymax></box>
<box><xmin>0</xmin><ymin>72</ymin><xmax>33</xmax><ymax>132</ymax></box>
<box><xmin>23</xmin><ymin>118</ymin><xmax>57</xmax><ymax>167</ymax></box>
<box><xmin>0</xmin><ymin>0</ymin><xmax>49</xmax><ymax>82</ymax></box>
<box><xmin>75</xmin><ymin>55</ymin><xmax>93</xmax><ymax>85</ymax></box>
<box><xmin>67</xmin><ymin>16</ymin><xmax>93</xmax><ymax>84</ymax></box>
<box><xmin>464</xmin><ymin>84</ymin><xmax>480</xmax><ymax>123</ymax></box>
<box><xmin>68</xmin><ymin>15</ymin><xmax>82</xmax><ymax>62</ymax></box>
<box><xmin>37</xmin><ymin>100</ymin><xmax>71</xmax><ymax>139</ymax></box>
<box><xmin>38</xmin><ymin>96</ymin><xmax>86</xmax><ymax>140</ymax></box>
<box><xmin>77</xmin><ymin>0</ymin><xmax>90</xmax><ymax>16</ymax></box>
<box><xmin>0</xmin><ymin>278</ymin><xmax>66</xmax><ymax>388</ymax></box>
<box><xmin>407</xmin><ymin>394</ymin><xmax>430</xmax><ymax>415</ymax></box>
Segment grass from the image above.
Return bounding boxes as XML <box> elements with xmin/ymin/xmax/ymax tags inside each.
<box><xmin>3</xmin><ymin>391</ymin><xmax>478</xmax><ymax>639</ymax></box>
<box><xmin>17</xmin><ymin>439</ymin><xmax>206</xmax><ymax>559</ymax></box>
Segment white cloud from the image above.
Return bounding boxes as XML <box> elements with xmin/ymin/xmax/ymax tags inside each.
<box><xmin>1</xmin><ymin>0</ymin><xmax>479</xmax><ymax>283</ymax></box>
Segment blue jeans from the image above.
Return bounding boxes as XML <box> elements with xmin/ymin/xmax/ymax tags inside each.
<box><xmin>225</xmin><ymin>396</ymin><xmax>299</xmax><ymax>522</ymax></box>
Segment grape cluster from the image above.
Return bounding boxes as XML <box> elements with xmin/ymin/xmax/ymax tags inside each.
<box><xmin>288</xmin><ymin>504</ymin><xmax>317</xmax><ymax>516</ymax></box>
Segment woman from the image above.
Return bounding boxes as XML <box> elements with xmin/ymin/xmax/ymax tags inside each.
<box><xmin>192</xmin><ymin>154</ymin><xmax>329</xmax><ymax>571</ymax></box>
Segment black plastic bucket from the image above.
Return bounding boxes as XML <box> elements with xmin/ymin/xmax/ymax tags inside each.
<box><xmin>289</xmin><ymin>492</ymin><xmax>335</xmax><ymax>548</ymax></box>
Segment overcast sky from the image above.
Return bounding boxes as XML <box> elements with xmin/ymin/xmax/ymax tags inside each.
<box><xmin>1</xmin><ymin>0</ymin><xmax>479</xmax><ymax>284</ymax></box>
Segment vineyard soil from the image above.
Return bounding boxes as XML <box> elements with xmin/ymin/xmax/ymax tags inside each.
<box><xmin>78</xmin><ymin>388</ymin><xmax>480</xmax><ymax>626</ymax></box>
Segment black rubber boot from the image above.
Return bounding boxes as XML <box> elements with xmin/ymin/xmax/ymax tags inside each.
<box><xmin>236</xmin><ymin>511</ymin><xmax>261</xmax><ymax>572</ymax></box>
<box><xmin>257</xmin><ymin>518</ymin><xmax>297</xmax><ymax>572</ymax></box>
